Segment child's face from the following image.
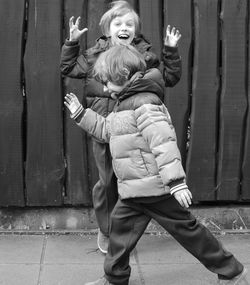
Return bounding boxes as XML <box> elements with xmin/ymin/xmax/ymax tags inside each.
<box><xmin>109</xmin><ymin>12</ymin><xmax>136</xmax><ymax>46</ymax></box>
<box><xmin>103</xmin><ymin>80</ymin><xmax>129</xmax><ymax>95</ymax></box>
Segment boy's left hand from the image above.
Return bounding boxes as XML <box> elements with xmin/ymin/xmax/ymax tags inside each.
<box><xmin>173</xmin><ymin>188</ymin><xmax>192</xmax><ymax>208</ymax></box>
<box><xmin>164</xmin><ymin>25</ymin><xmax>181</xmax><ymax>47</ymax></box>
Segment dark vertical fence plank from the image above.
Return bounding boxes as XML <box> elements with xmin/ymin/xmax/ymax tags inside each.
<box><xmin>186</xmin><ymin>0</ymin><xmax>219</xmax><ymax>201</ymax></box>
<box><xmin>242</xmin><ymin>2</ymin><xmax>250</xmax><ymax>200</ymax></box>
<box><xmin>139</xmin><ymin>0</ymin><xmax>162</xmax><ymax>59</ymax></box>
<box><xmin>127</xmin><ymin>0</ymin><xmax>138</xmax><ymax>10</ymax></box>
<box><xmin>164</xmin><ymin>0</ymin><xmax>192</xmax><ymax>165</ymax></box>
<box><xmin>24</xmin><ymin>0</ymin><xmax>64</xmax><ymax>206</ymax></box>
<box><xmin>87</xmin><ymin>0</ymin><xmax>110</xmax><ymax>48</ymax></box>
<box><xmin>217</xmin><ymin>0</ymin><xmax>247</xmax><ymax>200</ymax></box>
<box><xmin>0</xmin><ymin>0</ymin><xmax>25</xmax><ymax>206</ymax></box>
<box><xmin>63</xmin><ymin>0</ymin><xmax>91</xmax><ymax>205</ymax></box>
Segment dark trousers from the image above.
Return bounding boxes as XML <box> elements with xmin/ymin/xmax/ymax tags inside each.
<box><xmin>92</xmin><ymin>140</ymin><xmax>118</xmax><ymax>236</ymax></box>
<box><xmin>104</xmin><ymin>196</ymin><xmax>243</xmax><ymax>285</ymax></box>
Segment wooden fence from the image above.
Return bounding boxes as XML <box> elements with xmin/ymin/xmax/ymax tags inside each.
<box><xmin>0</xmin><ymin>0</ymin><xmax>249</xmax><ymax>207</ymax></box>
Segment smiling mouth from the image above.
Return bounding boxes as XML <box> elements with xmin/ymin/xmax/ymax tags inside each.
<box><xmin>118</xmin><ymin>34</ymin><xmax>130</xmax><ymax>40</ymax></box>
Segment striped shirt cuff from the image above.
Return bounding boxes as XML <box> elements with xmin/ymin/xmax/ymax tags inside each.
<box><xmin>170</xmin><ymin>183</ymin><xmax>188</xmax><ymax>195</ymax></box>
<box><xmin>70</xmin><ymin>105</ymin><xmax>84</xmax><ymax>120</ymax></box>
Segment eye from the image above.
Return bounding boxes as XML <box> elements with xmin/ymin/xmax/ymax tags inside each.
<box><xmin>126</xmin><ymin>21</ymin><xmax>134</xmax><ymax>27</ymax></box>
<box><xmin>113</xmin><ymin>21</ymin><xmax>121</xmax><ymax>26</ymax></box>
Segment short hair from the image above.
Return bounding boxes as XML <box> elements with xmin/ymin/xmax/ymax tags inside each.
<box><xmin>99</xmin><ymin>0</ymin><xmax>141</xmax><ymax>37</ymax></box>
<box><xmin>93</xmin><ymin>45</ymin><xmax>147</xmax><ymax>86</ymax></box>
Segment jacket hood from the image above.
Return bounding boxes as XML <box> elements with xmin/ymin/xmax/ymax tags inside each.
<box><xmin>118</xmin><ymin>68</ymin><xmax>165</xmax><ymax>102</ymax></box>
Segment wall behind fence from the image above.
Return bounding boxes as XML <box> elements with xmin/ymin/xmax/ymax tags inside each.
<box><xmin>0</xmin><ymin>0</ymin><xmax>249</xmax><ymax>207</ymax></box>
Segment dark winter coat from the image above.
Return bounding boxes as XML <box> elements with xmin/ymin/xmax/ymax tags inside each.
<box><xmin>60</xmin><ymin>35</ymin><xmax>181</xmax><ymax>117</ymax></box>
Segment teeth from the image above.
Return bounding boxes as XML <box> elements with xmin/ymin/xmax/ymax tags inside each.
<box><xmin>118</xmin><ymin>34</ymin><xmax>129</xmax><ymax>39</ymax></box>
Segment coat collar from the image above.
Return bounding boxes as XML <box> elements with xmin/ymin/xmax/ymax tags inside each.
<box><xmin>87</xmin><ymin>34</ymin><xmax>152</xmax><ymax>56</ymax></box>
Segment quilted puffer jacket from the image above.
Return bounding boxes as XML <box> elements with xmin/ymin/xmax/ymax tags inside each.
<box><xmin>60</xmin><ymin>35</ymin><xmax>181</xmax><ymax>117</ymax></box>
<box><xmin>76</xmin><ymin>68</ymin><xmax>186</xmax><ymax>199</ymax></box>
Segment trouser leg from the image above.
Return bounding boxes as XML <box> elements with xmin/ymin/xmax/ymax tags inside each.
<box><xmin>92</xmin><ymin>140</ymin><xmax>118</xmax><ymax>236</ymax></box>
<box><xmin>143</xmin><ymin>196</ymin><xmax>244</xmax><ymax>279</ymax></box>
<box><xmin>104</xmin><ymin>199</ymin><xmax>150</xmax><ymax>285</ymax></box>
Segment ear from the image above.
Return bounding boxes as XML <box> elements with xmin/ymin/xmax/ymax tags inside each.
<box><xmin>105</xmin><ymin>25</ymin><xmax>111</xmax><ymax>37</ymax></box>
<box><xmin>123</xmin><ymin>68</ymin><xmax>130</xmax><ymax>79</ymax></box>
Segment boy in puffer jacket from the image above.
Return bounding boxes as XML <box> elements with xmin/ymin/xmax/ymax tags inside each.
<box><xmin>60</xmin><ymin>0</ymin><xmax>182</xmax><ymax>254</ymax></box>
<box><xmin>64</xmin><ymin>45</ymin><xmax>247</xmax><ymax>285</ymax></box>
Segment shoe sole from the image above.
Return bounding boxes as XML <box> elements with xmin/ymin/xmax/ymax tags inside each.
<box><xmin>235</xmin><ymin>268</ymin><xmax>248</xmax><ymax>285</ymax></box>
<box><xmin>97</xmin><ymin>231</ymin><xmax>108</xmax><ymax>254</ymax></box>
<box><xmin>98</xmin><ymin>244</ymin><xmax>108</xmax><ymax>254</ymax></box>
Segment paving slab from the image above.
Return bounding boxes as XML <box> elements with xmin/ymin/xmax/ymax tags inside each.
<box><xmin>0</xmin><ymin>235</ymin><xmax>44</xmax><ymax>264</ymax></box>
<box><xmin>42</xmin><ymin>235</ymin><xmax>141</xmax><ymax>285</ymax></box>
<box><xmin>44</xmin><ymin>235</ymin><xmax>103</xmax><ymax>264</ymax></box>
<box><xmin>215</xmin><ymin>234</ymin><xmax>250</xmax><ymax>263</ymax></box>
<box><xmin>135</xmin><ymin>234</ymin><xmax>197</xmax><ymax>264</ymax></box>
<box><xmin>0</xmin><ymin>264</ymin><xmax>40</xmax><ymax>285</ymax></box>
<box><xmin>40</xmin><ymin>264</ymin><xmax>141</xmax><ymax>285</ymax></box>
<box><xmin>139</xmin><ymin>263</ymin><xmax>217</xmax><ymax>285</ymax></box>
<box><xmin>40</xmin><ymin>264</ymin><xmax>104</xmax><ymax>285</ymax></box>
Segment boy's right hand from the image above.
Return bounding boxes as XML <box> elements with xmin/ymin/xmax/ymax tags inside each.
<box><xmin>64</xmin><ymin>93</ymin><xmax>84</xmax><ymax>120</ymax></box>
<box><xmin>173</xmin><ymin>188</ymin><xmax>192</xmax><ymax>208</ymax></box>
<box><xmin>69</xmin><ymin>16</ymin><xmax>88</xmax><ymax>41</ymax></box>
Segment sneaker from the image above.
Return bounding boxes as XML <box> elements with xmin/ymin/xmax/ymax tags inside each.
<box><xmin>97</xmin><ymin>229</ymin><xmax>109</xmax><ymax>254</ymax></box>
<box><xmin>217</xmin><ymin>268</ymin><xmax>249</xmax><ymax>284</ymax></box>
<box><xmin>85</xmin><ymin>276</ymin><xmax>114</xmax><ymax>285</ymax></box>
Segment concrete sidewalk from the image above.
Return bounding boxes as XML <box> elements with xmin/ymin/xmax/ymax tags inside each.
<box><xmin>0</xmin><ymin>232</ymin><xmax>249</xmax><ymax>285</ymax></box>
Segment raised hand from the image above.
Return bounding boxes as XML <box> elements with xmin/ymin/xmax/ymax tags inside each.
<box><xmin>69</xmin><ymin>16</ymin><xmax>88</xmax><ymax>41</ymax></box>
<box><xmin>64</xmin><ymin>93</ymin><xmax>84</xmax><ymax>120</ymax></box>
<box><xmin>164</xmin><ymin>25</ymin><xmax>181</xmax><ymax>47</ymax></box>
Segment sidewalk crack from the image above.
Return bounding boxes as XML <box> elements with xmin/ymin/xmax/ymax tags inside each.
<box><xmin>37</xmin><ymin>234</ymin><xmax>48</xmax><ymax>285</ymax></box>
<box><xmin>133</xmin><ymin>248</ymin><xmax>145</xmax><ymax>285</ymax></box>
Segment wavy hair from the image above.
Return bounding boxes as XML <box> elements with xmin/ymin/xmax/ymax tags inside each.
<box><xmin>93</xmin><ymin>44</ymin><xmax>146</xmax><ymax>86</ymax></box>
<box><xmin>99</xmin><ymin>0</ymin><xmax>141</xmax><ymax>37</ymax></box>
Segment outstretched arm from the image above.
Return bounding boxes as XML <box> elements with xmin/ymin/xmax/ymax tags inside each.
<box><xmin>64</xmin><ymin>93</ymin><xmax>110</xmax><ymax>143</ymax></box>
<box><xmin>60</xmin><ymin>17</ymin><xmax>89</xmax><ymax>78</ymax></box>
<box><xmin>64</xmin><ymin>93</ymin><xmax>84</xmax><ymax>120</ymax></box>
<box><xmin>162</xmin><ymin>25</ymin><xmax>182</xmax><ymax>87</ymax></box>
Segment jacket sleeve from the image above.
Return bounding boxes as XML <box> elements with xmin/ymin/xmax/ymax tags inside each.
<box><xmin>135</xmin><ymin>103</ymin><xmax>186</xmax><ymax>189</ymax></box>
<box><xmin>76</xmin><ymin>108</ymin><xmax>110</xmax><ymax>143</ymax></box>
<box><xmin>60</xmin><ymin>40</ymin><xmax>89</xmax><ymax>78</ymax></box>
<box><xmin>162</xmin><ymin>46</ymin><xmax>182</xmax><ymax>87</ymax></box>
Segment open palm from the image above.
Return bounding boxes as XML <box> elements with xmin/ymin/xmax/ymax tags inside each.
<box><xmin>69</xmin><ymin>16</ymin><xmax>88</xmax><ymax>41</ymax></box>
<box><xmin>164</xmin><ymin>25</ymin><xmax>181</xmax><ymax>47</ymax></box>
